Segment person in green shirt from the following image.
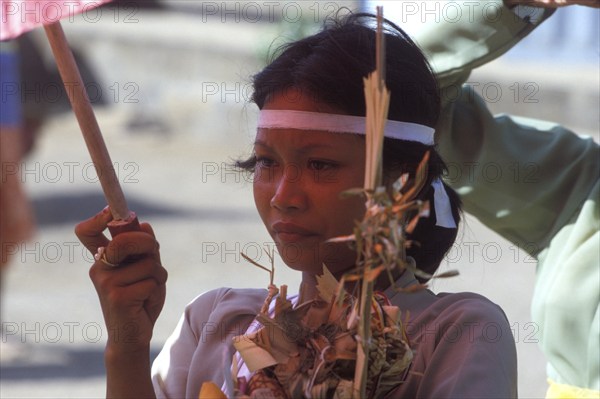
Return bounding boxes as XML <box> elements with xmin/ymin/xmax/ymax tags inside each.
<box><xmin>414</xmin><ymin>0</ymin><xmax>599</xmax><ymax>397</ymax></box>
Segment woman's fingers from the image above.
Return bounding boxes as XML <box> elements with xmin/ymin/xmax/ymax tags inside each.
<box><xmin>75</xmin><ymin>207</ymin><xmax>113</xmax><ymax>253</ymax></box>
<box><xmin>90</xmin><ymin>255</ymin><xmax>167</xmax><ymax>289</ymax></box>
<box><xmin>89</xmin><ymin>227</ymin><xmax>166</xmax><ymax>299</ymax></box>
<box><xmin>76</xmin><ymin>209</ymin><xmax>161</xmax><ymax>267</ymax></box>
<box><xmin>139</xmin><ymin>222</ymin><xmax>156</xmax><ymax>238</ymax></box>
<box><xmin>139</xmin><ymin>222</ymin><xmax>162</xmax><ymax>262</ymax></box>
<box><xmin>102</xmin><ymin>231</ymin><xmax>160</xmax><ymax>266</ymax></box>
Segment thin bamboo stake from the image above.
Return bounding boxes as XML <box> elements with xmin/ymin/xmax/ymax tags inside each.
<box><xmin>43</xmin><ymin>21</ymin><xmax>131</xmax><ymax>222</ymax></box>
<box><xmin>353</xmin><ymin>7</ymin><xmax>389</xmax><ymax>398</ymax></box>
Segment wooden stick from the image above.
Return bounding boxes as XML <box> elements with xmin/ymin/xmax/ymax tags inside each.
<box><xmin>376</xmin><ymin>7</ymin><xmax>385</xmax><ymax>90</ymax></box>
<box><xmin>43</xmin><ymin>21</ymin><xmax>131</xmax><ymax>222</ymax></box>
<box><xmin>354</xmin><ymin>7</ymin><xmax>388</xmax><ymax>398</ymax></box>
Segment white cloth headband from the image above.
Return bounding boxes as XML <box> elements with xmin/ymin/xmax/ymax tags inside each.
<box><xmin>431</xmin><ymin>179</ymin><xmax>456</xmax><ymax>229</ymax></box>
<box><xmin>257</xmin><ymin>110</ymin><xmax>456</xmax><ymax>229</ymax></box>
<box><xmin>258</xmin><ymin>110</ymin><xmax>435</xmax><ymax>145</ymax></box>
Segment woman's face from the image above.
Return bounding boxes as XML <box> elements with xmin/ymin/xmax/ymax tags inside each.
<box><xmin>253</xmin><ymin>90</ymin><xmax>366</xmax><ymax>277</ymax></box>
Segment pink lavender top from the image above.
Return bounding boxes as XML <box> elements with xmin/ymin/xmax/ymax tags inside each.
<box><xmin>151</xmin><ymin>272</ymin><xmax>517</xmax><ymax>398</ymax></box>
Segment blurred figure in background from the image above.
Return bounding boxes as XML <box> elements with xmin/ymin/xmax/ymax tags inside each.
<box><xmin>0</xmin><ymin>41</ymin><xmax>36</xmax><ymax>304</ymax></box>
<box><xmin>414</xmin><ymin>0</ymin><xmax>599</xmax><ymax>397</ymax></box>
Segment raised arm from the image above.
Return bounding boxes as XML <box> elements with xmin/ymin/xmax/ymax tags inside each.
<box><xmin>75</xmin><ymin>207</ymin><xmax>167</xmax><ymax>399</ymax></box>
<box><xmin>414</xmin><ymin>0</ymin><xmax>599</xmax><ymax>252</ymax></box>
<box><xmin>416</xmin><ymin>0</ymin><xmax>555</xmax><ymax>94</ymax></box>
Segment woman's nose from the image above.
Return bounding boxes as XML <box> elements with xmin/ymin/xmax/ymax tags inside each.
<box><xmin>270</xmin><ymin>164</ymin><xmax>307</xmax><ymax>212</ymax></box>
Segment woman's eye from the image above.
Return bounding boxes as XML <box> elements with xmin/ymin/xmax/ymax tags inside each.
<box><xmin>256</xmin><ymin>157</ymin><xmax>276</xmax><ymax>168</ymax></box>
<box><xmin>308</xmin><ymin>160</ymin><xmax>337</xmax><ymax>171</ymax></box>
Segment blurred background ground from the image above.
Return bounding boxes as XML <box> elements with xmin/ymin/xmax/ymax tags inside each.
<box><xmin>1</xmin><ymin>2</ymin><xmax>598</xmax><ymax>398</ymax></box>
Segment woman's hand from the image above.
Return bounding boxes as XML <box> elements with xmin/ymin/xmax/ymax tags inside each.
<box><xmin>504</xmin><ymin>0</ymin><xmax>599</xmax><ymax>8</ymax></box>
<box><xmin>76</xmin><ymin>207</ymin><xmax>167</xmax><ymax>398</ymax></box>
<box><xmin>75</xmin><ymin>207</ymin><xmax>167</xmax><ymax>354</ymax></box>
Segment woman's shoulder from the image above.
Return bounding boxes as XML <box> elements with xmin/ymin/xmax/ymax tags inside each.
<box><xmin>390</xmin><ymin>283</ymin><xmax>513</xmax><ymax>341</ymax></box>
<box><xmin>163</xmin><ymin>287</ymin><xmax>268</xmax><ymax>356</ymax></box>
<box><xmin>411</xmin><ymin>290</ymin><xmax>511</xmax><ymax>331</ymax></box>
<box><xmin>390</xmin><ymin>290</ymin><xmax>518</xmax><ymax>397</ymax></box>
<box><xmin>390</xmin><ymin>273</ymin><xmax>510</xmax><ymax>327</ymax></box>
<box><xmin>152</xmin><ymin>288</ymin><xmax>269</xmax><ymax>397</ymax></box>
<box><xmin>401</xmin><ymin>289</ymin><xmax>514</xmax><ymax>350</ymax></box>
<box><xmin>433</xmin><ymin>291</ymin><xmax>509</xmax><ymax>322</ymax></box>
<box><xmin>392</xmin><ymin>290</ymin><xmax>518</xmax><ymax>398</ymax></box>
<box><xmin>183</xmin><ymin>287</ymin><xmax>268</xmax><ymax>324</ymax></box>
<box><xmin>186</xmin><ymin>287</ymin><xmax>269</xmax><ymax>307</ymax></box>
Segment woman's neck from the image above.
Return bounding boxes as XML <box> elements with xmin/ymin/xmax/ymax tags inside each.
<box><xmin>300</xmin><ymin>272</ymin><xmax>320</xmax><ymax>300</ymax></box>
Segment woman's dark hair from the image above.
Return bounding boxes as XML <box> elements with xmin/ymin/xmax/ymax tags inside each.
<box><xmin>242</xmin><ymin>11</ymin><xmax>461</xmax><ymax>280</ymax></box>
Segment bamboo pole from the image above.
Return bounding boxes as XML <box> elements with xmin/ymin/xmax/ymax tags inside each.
<box><xmin>43</xmin><ymin>21</ymin><xmax>132</xmax><ymax>223</ymax></box>
<box><xmin>353</xmin><ymin>7</ymin><xmax>388</xmax><ymax>398</ymax></box>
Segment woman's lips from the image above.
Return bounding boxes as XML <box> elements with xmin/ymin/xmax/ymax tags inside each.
<box><xmin>272</xmin><ymin>222</ymin><xmax>316</xmax><ymax>243</ymax></box>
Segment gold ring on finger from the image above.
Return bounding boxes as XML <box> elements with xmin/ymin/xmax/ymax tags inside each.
<box><xmin>94</xmin><ymin>247</ymin><xmax>118</xmax><ymax>268</ymax></box>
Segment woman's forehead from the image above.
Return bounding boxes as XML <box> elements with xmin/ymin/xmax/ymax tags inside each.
<box><xmin>254</xmin><ymin>128</ymin><xmax>363</xmax><ymax>150</ymax></box>
<box><xmin>263</xmin><ymin>88</ymin><xmax>342</xmax><ymax>113</ymax></box>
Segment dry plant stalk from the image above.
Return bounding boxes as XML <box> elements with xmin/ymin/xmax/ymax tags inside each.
<box><xmin>353</xmin><ymin>7</ymin><xmax>388</xmax><ymax>398</ymax></box>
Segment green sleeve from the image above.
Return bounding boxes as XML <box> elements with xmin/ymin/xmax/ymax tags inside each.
<box><xmin>414</xmin><ymin>4</ymin><xmax>600</xmax><ymax>388</ymax></box>
<box><xmin>416</xmin><ymin>0</ymin><xmax>554</xmax><ymax>100</ymax></box>
<box><xmin>414</xmin><ymin>1</ymin><xmax>599</xmax><ymax>254</ymax></box>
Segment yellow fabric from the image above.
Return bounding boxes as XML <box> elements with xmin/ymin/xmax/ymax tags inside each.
<box><xmin>198</xmin><ymin>382</ymin><xmax>226</xmax><ymax>399</ymax></box>
<box><xmin>546</xmin><ymin>379</ymin><xmax>600</xmax><ymax>399</ymax></box>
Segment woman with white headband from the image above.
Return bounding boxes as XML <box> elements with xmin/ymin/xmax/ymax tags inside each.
<box><xmin>76</xmin><ymin>12</ymin><xmax>517</xmax><ymax>399</ymax></box>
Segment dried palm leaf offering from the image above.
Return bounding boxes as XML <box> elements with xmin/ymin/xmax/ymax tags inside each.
<box><xmin>231</xmin><ymin>265</ymin><xmax>413</xmax><ymax>399</ymax></box>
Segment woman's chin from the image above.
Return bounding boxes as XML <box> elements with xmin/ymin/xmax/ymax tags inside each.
<box><xmin>279</xmin><ymin>255</ymin><xmax>322</xmax><ymax>274</ymax></box>
<box><xmin>274</xmin><ymin>240</ymin><xmax>356</xmax><ymax>276</ymax></box>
